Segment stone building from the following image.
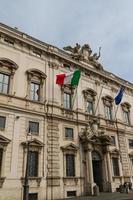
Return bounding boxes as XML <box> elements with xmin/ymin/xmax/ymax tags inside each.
<box><xmin>0</xmin><ymin>23</ymin><xmax>133</xmax><ymax>200</ymax></box>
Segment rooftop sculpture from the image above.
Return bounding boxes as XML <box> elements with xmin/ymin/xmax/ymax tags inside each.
<box><xmin>63</xmin><ymin>43</ymin><xmax>103</xmax><ymax>70</ymax></box>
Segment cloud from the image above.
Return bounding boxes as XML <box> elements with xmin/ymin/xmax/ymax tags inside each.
<box><xmin>0</xmin><ymin>0</ymin><xmax>133</xmax><ymax>82</ymax></box>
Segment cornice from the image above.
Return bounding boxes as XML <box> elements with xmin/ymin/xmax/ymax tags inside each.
<box><xmin>0</xmin><ymin>23</ymin><xmax>133</xmax><ymax>91</ymax></box>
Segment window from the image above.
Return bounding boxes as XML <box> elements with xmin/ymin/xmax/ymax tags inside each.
<box><xmin>105</xmin><ymin>105</ymin><xmax>112</xmax><ymax>120</ymax></box>
<box><xmin>87</xmin><ymin>100</ymin><xmax>94</xmax><ymax>114</ymax></box>
<box><xmin>103</xmin><ymin>96</ymin><xmax>113</xmax><ymax>120</ymax></box>
<box><xmin>123</xmin><ymin>109</ymin><xmax>130</xmax><ymax>125</ymax></box>
<box><xmin>128</xmin><ymin>139</ymin><xmax>133</xmax><ymax>148</ymax></box>
<box><xmin>0</xmin><ymin>149</ymin><xmax>3</xmax><ymax>176</ymax></box>
<box><xmin>28</xmin><ymin>121</ymin><xmax>39</xmax><ymax>134</ymax></box>
<box><xmin>64</xmin><ymin>92</ymin><xmax>72</xmax><ymax>109</ymax></box>
<box><xmin>112</xmin><ymin>157</ymin><xmax>120</xmax><ymax>176</ymax></box>
<box><xmin>65</xmin><ymin>128</ymin><xmax>73</xmax><ymax>139</ymax></box>
<box><xmin>29</xmin><ymin>193</ymin><xmax>38</xmax><ymax>200</ymax></box>
<box><xmin>26</xmin><ymin>69</ymin><xmax>47</xmax><ymax>102</ymax></box>
<box><xmin>111</xmin><ymin>136</ymin><xmax>116</xmax><ymax>146</ymax></box>
<box><xmin>66</xmin><ymin>154</ymin><xmax>75</xmax><ymax>176</ymax></box>
<box><xmin>28</xmin><ymin>151</ymin><xmax>38</xmax><ymax>177</ymax></box>
<box><xmin>30</xmin><ymin>82</ymin><xmax>40</xmax><ymax>101</ymax></box>
<box><xmin>0</xmin><ymin>116</ymin><xmax>6</xmax><ymax>130</ymax></box>
<box><xmin>67</xmin><ymin>191</ymin><xmax>76</xmax><ymax>197</ymax></box>
<box><xmin>83</xmin><ymin>89</ymin><xmax>96</xmax><ymax>115</ymax></box>
<box><xmin>0</xmin><ymin>58</ymin><xmax>18</xmax><ymax>95</ymax></box>
<box><xmin>0</xmin><ymin>73</ymin><xmax>9</xmax><ymax>94</ymax></box>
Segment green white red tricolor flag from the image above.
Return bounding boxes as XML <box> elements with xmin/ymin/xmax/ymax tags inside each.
<box><xmin>56</xmin><ymin>70</ymin><xmax>81</xmax><ymax>87</ymax></box>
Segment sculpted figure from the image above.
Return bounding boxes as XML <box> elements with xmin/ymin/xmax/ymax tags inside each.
<box><xmin>89</xmin><ymin>47</ymin><xmax>101</xmax><ymax>61</ymax></box>
<box><xmin>63</xmin><ymin>43</ymin><xmax>81</xmax><ymax>54</ymax></box>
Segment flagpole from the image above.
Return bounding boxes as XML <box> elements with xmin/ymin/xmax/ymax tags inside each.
<box><xmin>94</xmin><ymin>85</ymin><xmax>103</xmax><ymax>115</ymax></box>
<box><xmin>71</xmin><ymin>86</ymin><xmax>78</xmax><ymax>109</ymax></box>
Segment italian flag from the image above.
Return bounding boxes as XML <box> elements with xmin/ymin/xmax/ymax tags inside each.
<box><xmin>56</xmin><ymin>70</ymin><xmax>81</xmax><ymax>86</ymax></box>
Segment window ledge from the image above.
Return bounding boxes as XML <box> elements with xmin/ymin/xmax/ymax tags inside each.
<box><xmin>21</xmin><ymin>177</ymin><xmax>42</xmax><ymax>186</ymax></box>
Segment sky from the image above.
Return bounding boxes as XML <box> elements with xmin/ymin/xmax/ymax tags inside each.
<box><xmin>0</xmin><ymin>0</ymin><xmax>133</xmax><ymax>82</ymax></box>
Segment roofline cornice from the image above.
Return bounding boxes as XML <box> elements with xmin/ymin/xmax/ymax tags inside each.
<box><xmin>0</xmin><ymin>23</ymin><xmax>133</xmax><ymax>90</ymax></box>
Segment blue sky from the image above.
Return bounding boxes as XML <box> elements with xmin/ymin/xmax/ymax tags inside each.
<box><xmin>0</xmin><ymin>0</ymin><xmax>133</xmax><ymax>82</ymax></box>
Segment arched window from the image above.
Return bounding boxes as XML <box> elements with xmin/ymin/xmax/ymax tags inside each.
<box><xmin>26</xmin><ymin>69</ymin><xmax>47</xmax><ymax>102</ymax></box>
<box><xmin>102</xmin><ymin>95</ymin><xmax>113</xmax><ymax>120</ymax></box>
<box><xmin>0</xmin><ymin>58</ymin><xmax>18</xmax><ymax>95</ymax></box>
<box><xmin>121</xmin><ymin>102</ymin><xmax>131</xmax><ymax>125</ymax></box>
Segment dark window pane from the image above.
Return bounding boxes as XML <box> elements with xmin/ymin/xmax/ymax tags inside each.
<box><xmin>0</xmin><ymin>73</ymin><xmax>9</xmax><ymax>94</ymax></box>
<box><xmin>112</xmin><ymin>157</ymin><xmax>119</xmax><ymax>176</ymax></box>
<box><xmin>30</xmin><ymin>82</ymin><xmax>40</xmax><ymax>101</ymax></box>
<box><xmin>0</xmin><ymin>149</ymin><xmax>3</xmax><ymax>176</ymax></box>
<box><xmin>111</xmin><ymin>136</ymin><xmax>116</xmax><ymax>146</ymax></box>
<box><xmin>123</xmin><ymin>110</ymin><xmax>130</xmax><ymax>125</ymax></box>
<box><xmin>66</xmin><ymin>154</ymin><xmax>75</xmax><ymax>176</ymax></box>
<box><xmin>65</xmin><ymin>128</ymin><xmax>73</xmax><ymax>139</ymax></box>
<box><xmin>64</xmin><ymin>92</ymin><xmax>71</xmax><ymax>109</ymax></box>
<box><xmin>29</xmin><ymin>121</ymin><xmax>39</xmax><ymax>134</ymax></box>
<box><xmin>28</xmin><ymin>151</ymin><xmax>38</xmax><ymax>177</ymax></box>
<box><xmin>87</xmin><ymin>101</ymin><xmax>94</xmax><ymax>114</ymax></box>
<box><xmin>29</xmin><ymin>193</ymin><xmax>38</xmax><ymax>200</ymax></box>
<box><xmin>67</xmin><ymin>191</ymin><xmax>76</xmax><ymax>197</ymax></box>
<box><xmin>129</xmin><ymin>139</ymin><xmax>133</xmax><ymax>148</ymax></box>
<box><xmin>0</xmin><ymin>116</ymin><xmax>6</xmax><ymax>129</ymax></box>
<box><xmin>105</xmin><ymin>105</ymin><xmax>112</xmax><ymax>120</ymax></box>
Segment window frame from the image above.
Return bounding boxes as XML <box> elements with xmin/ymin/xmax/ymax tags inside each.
<box><xmin>121</xmin><ymin>103</ymin><xmax>131</xmax><ymax>125</ymax></box>
<box><xmin>28</xmin><ymin>121</ymin><xmax>39</xmax><ymax>135</ymax></box>
<box><xmin>112</xmin><ymin>157</ymin><xmax>120</xmax><ymax>176</ymax></box>
<box><xmin>26</xmin><ymin>69</ymin><xmax>47</xmax><ymax>103</ymax></box>
<box><xmin>28</xmin><ymin>151</ymin><xmax>39</xmax><ymax>177</ymax></box>
<box><xmin>0</xmin><ymin>73</ymin><xmax>10</xmax><ymax>94</ymax></box>
<box><xmin>102</xmin><ymin>96</ymin><xmax>113</xmax><ymax>120</ymax></box>
<box><xmin>0</xmin><ymin>116</ymin><xmax>6</xmax><ymax>131</ymax></box>
<box><xmin>66</xmin><ymin>154</ymin><xmax>75</xmax><ymax>177</ymax></box>
<box><xmin>65</xmin><ymin>128</ymin><xmax>74</xmax><ymax>140</ymax></box>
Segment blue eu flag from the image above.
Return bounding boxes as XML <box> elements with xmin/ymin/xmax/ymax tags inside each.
<box><xmin>115</xmin><ymin>86</ymin><xmax>124</xmax><ymax>105</ymax></box>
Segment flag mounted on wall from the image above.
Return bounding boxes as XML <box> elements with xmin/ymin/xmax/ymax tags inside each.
<box><xmin>114</xmin><ymin>86</ymin><xmax>125</xmax><ymax>105</ymax></box>
<box><xmin>56</xmin><ymin>70</ymin><xmax>81</xmax><ymax>87</ymax></box>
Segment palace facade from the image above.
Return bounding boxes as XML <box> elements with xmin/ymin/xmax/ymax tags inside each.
<box><xmin>0</xmin><ymin>23</ymin><xmax>133</xmax><ymax>200</ymax></box>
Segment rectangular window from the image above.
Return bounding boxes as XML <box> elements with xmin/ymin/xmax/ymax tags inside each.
<box><xmin>66</xmin><ymin>154</ymin><xmax>75</xmax><ymax>176</ymax></box>
<box><xmin>28</xmin><ymin>151</ymin><xmax>38</xmax><ymax>177</ymax></box>
<box><xmin>87</xmin><ymin>100</ymin><xmax>94</xmax><ymax>114</ymax></box>
<box><xmin>0</xmin><ymin>73</ymin><xmax>9</xmax><ymax>94</ymax></box>
<box><xmin>105</xmin><ymin>105</ymin><xmax>112</xmax><ymax>120</ymax></box>
<box><xmin>0</xmin><ymin>116</ymin><xmax>6</xmax><ymax>130</ymax></box>
<box><xmin>112</xmin><ymin>157</ymin><xmax>120</xmax><ymax>176</ymax></box>
<box><xmin>30</xmin><ymin>82</ymin><xmax>40</xmax><ymax>101</ymax></box>
<box><xmin>111</xmin><ymin>136</ymin><xmax>116</xmax><ymax>146</ymax></box>
<box><xmin>128</xmin><ymin>139</ymin><xmax>133</xmax><ymax>148</ymax></box>
<box><xmin>64</xmin><ymin>92</ymin><xmax>71</xmax><ymax>109</ymax></box>
<box><xmin>0</xmin><ymin>149</ymin><xmax>3</xmax><ymax>176</ymax></box>
<box><xmin>29</xmin><ymin>193</ymin><xmax>38</xmax><ymax>200</ymax></box>
<box><xmin>123</xmin><ymin>110</ymin><xmax>130</xmax><ymax>125</ymax></box>
<box><xmin>29</xmin><ymin>121</ymin><xmax>39</xmax><ymax>134</ymax></box>
<box><xmin>65</xmin><ymin>128</ymin><xmax>73</xmax><ymax>139</ymax></box>
<box><xmin>67</xmin><ymin>191</ymin><xmax>76</xmax><ymax>197</ymax></box>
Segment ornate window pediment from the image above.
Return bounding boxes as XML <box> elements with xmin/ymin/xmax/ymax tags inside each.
<box><xmin>110</xmin><ymin>148</ymin><xmax>120</xmax><ymax>156</ymax></box>
<box><xmin>21</xmin><ymin>138</ymin><xmax>44</xmax><ymax>148</ymax></box>
<box><xmin>0</xmin><ymin>58</ymin><xmax>18</xmax><ymax>71</ymax></box>
<box><xmin>82</xmin><ymin>88</ymin><xmax>97</xmax><ymax>98</ymax></box>
<box><xmin>0</xmin><ymin>135</ymin><xmax>10</xmax><ymax>148</ymax></box>
<box><xmin>61</xmin><ymin>143</ymin><xmax>79</xmax><ymax>152</ymax></box>
<box><xmin>26</xmin><ymin>68</ymin><xmax>47</xmax><ymax>80</ymax></box>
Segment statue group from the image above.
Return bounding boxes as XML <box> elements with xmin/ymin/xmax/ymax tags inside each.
<box><xmin>63</xmin><ymin>43</ymin><xmax>103</xmax><ymax>70</ymax></box>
